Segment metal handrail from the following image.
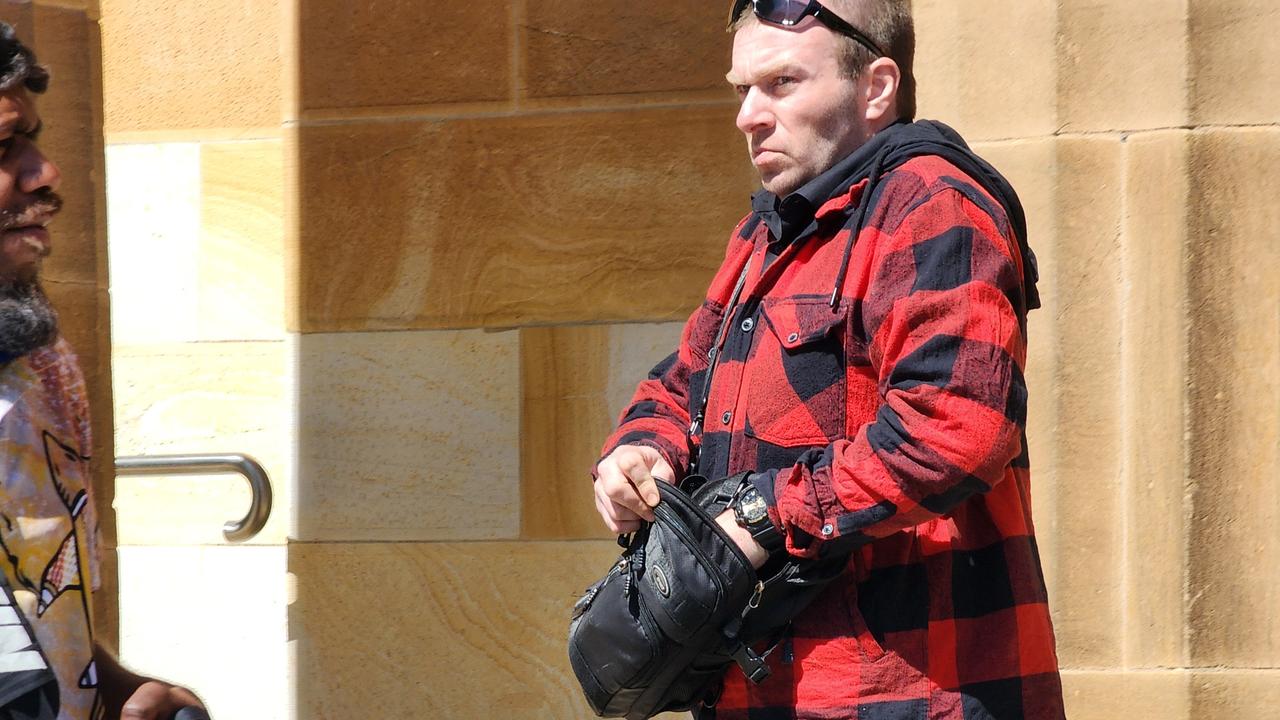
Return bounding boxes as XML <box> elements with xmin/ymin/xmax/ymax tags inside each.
<box><xmin>114</xmin><ymin>453</ymin><xmax>273</xmax><ymax>542</ymax></box>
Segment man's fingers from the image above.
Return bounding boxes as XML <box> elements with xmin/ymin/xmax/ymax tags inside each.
<box><xmin>120</xmin><ymin>682</ymin><xmax>173</xmax><ymax>720</ymax></box>
<box><xmin>615</xmin><ymin>452</ymin><xmax>660</xmax><ymax>516</ymax></box>
<box><xmin>650</xmin><ymin>455</ymin><xmax>676</xmax><ymax>486</ymax></box>
<box><xmin>594</xmin><ymin>489</ymin><xmax>642</xmax><ymax>534</ymax></box>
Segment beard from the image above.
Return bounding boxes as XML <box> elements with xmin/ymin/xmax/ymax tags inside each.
<box><xmin>0</xmin><ymin>278</ymin><xmax>58</xmax><ymax>360</ymax></box>
<box><xmin>0</xmin><ymin>189</ymin><xmax>63</xmax><ymax>360</ymax></box>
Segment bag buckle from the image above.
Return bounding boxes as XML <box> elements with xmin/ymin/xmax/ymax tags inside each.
<box><xmin>730</xmin><ymin>644</ymin><xmax>772</xmax><ymax>684</ymax></box>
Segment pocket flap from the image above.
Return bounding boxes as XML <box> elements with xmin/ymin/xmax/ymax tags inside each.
<box><xmin>761</xmin><ymin>298</ymin><xmax>848</xmax><ymax>350</ymax></box>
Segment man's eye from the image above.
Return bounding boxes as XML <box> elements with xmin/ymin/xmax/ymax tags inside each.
<box><xmin>735</xmin><ymin>85</ymin><xmax>750</xmax><ymax>98</ymax></box>
<box><xmin>773</xmin><ymin>76</ymin><xmax>797</xmax><ymax>88</ymax></box>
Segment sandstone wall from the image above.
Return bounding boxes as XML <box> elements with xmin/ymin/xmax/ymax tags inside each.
<box><xmin>92</xmin><ymin>1</ymin><xmax>1280</xmax><ymax>717</ymax></box>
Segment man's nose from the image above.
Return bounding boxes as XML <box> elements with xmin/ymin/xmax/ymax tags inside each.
<box><xmin>19</xmin><ymin>144</ymin><xmax>61</xmax><ymax>195</ymax></box>
<box><xmin>736</xmin><ymin>88</ymin><xmax>773</xmax><ymax>135</ymax></box>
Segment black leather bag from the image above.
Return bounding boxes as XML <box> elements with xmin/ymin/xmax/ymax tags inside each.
<box><xmin>567</xmin><ymin>476</ymin><xmax>850</xmax><ymax>720</ymax></box>
<box><xmin>568</xmin><ymin>480</ymin><xmax>759</xmax><ymax>719</ymax></box>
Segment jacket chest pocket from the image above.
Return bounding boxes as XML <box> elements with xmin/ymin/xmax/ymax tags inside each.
<box><xmin>744</xmin><ymin>298</ymin><xmax>849</xmax><ymax>448</ymax></box>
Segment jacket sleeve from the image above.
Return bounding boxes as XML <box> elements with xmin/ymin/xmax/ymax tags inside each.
<box><xmin>596</xmin><ymin>349</ymin><xmax>695</xmax><ymax>478</ymax></box>
<box><xmin>597</xmin><ymin>223</ymin><xmax>757</xmax><ymax>479</ymax></box>
<box><xmin>757</xmin><ymin>187</ymin><xmax>1031</xmax><ymax>558</ymax></box>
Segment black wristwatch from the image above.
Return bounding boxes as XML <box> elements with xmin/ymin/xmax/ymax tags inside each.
<box><xmin>731</xmin><ymin>476</ymin><xmax>785</xmax><ymax>555</ymax></box>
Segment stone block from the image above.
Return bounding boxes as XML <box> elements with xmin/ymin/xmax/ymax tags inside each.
<box><xmin>295</xmin><ymin>329</ymin><xmax>521</xmax><ymax>542</ymax></box>
<box><xmin>1120</xmin><ymin>130</ymin><xmax>1190</xmax><ymax>668</ymax></box>
<box><xmin>523</xmin><ymin>1</ymin><xmax>731</xmax><ymax>98</ymax></box>
<box><xmin>199</xmin><ymin>140</ymin><xmax>285</xmax><ymax>340</ymax></box>
<box><xmin>0</xmin><ymin>5</ymin><xmax>34</xmax><ymax>37</ymax></box>
<box><xmin>16</xmin><ymin>6</ymin><xmax>104</xmax><ymax>288</ymax></box>
<box><xmin>1060</xmin><ymin>670</ymin><xmax>1190</xmax><ymax>720</ymax></box>
<box><xmin>32</xmin><ymin>0</ymin><xmax>98</xmax><ymax>17</ymax></box>
<box><xmin>1041</xmin><ymin>136</ymin><xmax>1127</xmax><ymax>668</ymax></box>
<box><xmin>1191</xmin><ymin>671</ymin><xmax>1280</xmax><ymax>720</ymax></box>
<box><xmin>100</xmin><ymin>0</ymin><xmax>282</xmax><ymax>133</ymax></box>
<box><xmin>119</xmin><ymin>545</ymin><xmax>288</xmax><ymax>720</ymax></box>
<box><xmin>105</xmin><ymin>142</ymin><xmax>202</xmax><ymax>344</ymax></box>
<box><xmin>971</xmin><ymin>137</ymin><xmax>1061</xmax><ymax>607</ymax></box>
<box><xmin>914</xmin><ymin>0</ymin><xmax>1058</xmax><ymax>140</ymax></box>
<box><xmin>112</xmin><ymin>341</ymin><xmax>291</xmax><ymax>545</ymax></box>
<box><xmin>1185</xmin><ymin>128</ymin><xmax>1280</xmax><ymax>667</ymax></box>
<box><xmin>294</xmin><ymin>107</ymin><xmax>752</xmax><ymax>331</ymax></box>
<box><xmin>1190</xmin><ymin>0</ymin><xmax>1280</xmax><ymax>125</ymax></box>
<box><xmin>297</xmin><ymin>0</ymin><xmax>511</xmax><ymax>110</ymax></box>
<box><xmin>1058</xmin><ymin>0</ymin><xmax>1188</xmax><ymax>132</ymax></box>
<box><xmin>521</xmin><ymin>322</ymin><xmax>684</xmax><ymax>540</ymax></box>
<box><xmin>290</xmin><ymin>541</ymin><xmax>626</xmax><ymax>720</ymax></box>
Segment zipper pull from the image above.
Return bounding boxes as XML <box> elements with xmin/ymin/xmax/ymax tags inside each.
<box><xmin>748</xmin><ymin>580</ymin><xmax>764</xmax><ymax>610</ymax></box>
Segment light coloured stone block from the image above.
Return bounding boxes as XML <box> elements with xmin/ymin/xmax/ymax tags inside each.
<box><xmin>1060</xmin><ymin>670</ymin><xmax>1190</xmax><ymax>720</ymax></box>
<box><xmin>119</xmin><ymin>545</ymin><xmax>288</xmax><ymax>720</ymax></box>
<box><xmin>1186</xmin><ymin>128</ymin><xmax>1280</xmax><ymax>668</ymax></box>
<box><xmin>106</xmin><ymin>142</ymin><xmax>202</xmax><ymax>344</ymax></box>
<box><xmin>972</xmin><ymin>137</ymin><xmax>1060</xmax><ymax>609</ymax></box>
<box><xmin>198</xmin><ymin>140</ymin><xmax>285</xmax><ymax>340</ymax></box>
<box><xmin>294</xmin><ymin>108</ymin><xmax>752</xmax><ymax>331</ymax></box>
<box><xmin>1121</xmin><ymin>130</ymin><xmax>1190</xmax><ymax>668</ymax></box>
<box><xmin>297</xmin><ymin>0</ymin><xmax>511</xmax><ymax>110</ymax></box>
<box><xmin>112</xmin><ymin>341</ymin><xmax>291</xmax><ymax>545</ymax></box>
<box><xmin>100</xmin><ymin>0</ymin><xmax>282</xmax><ymax>133</ymax></box>
<box><xmin>290</xmin><ymin>541</ymin><xmax>624</xmax><ymax>720</ymax></box>
<box><xmin>1043</xmin><ymin>136</ymin><xmax>1127</xmax><ymax>668</ymax></box>
<box><xmin>1057</xmin><ymin>0</ymin><xmax>1188</xmax><ymax>132</ymax></box>
<box><xmin>1191</xmin><ymin>671</ymin><xmax>1280</xmax><ymax>720</ymax></box>
<box><xmin>524</xmin><ymin>2</ymin><xmax>731</xmax><ymax>98</ymax></box>
<box><xmin>1190</xmin><ymin>0</ymin><xmax>1280</xmax><ymax>125</ymax></box>
<box><xmin>521</xmin><ymin>322</ymin><xmax>684</xmax><ymax>540</ymax></box>
<box><xmin>914</xmin><ymin>0</ymin><xmax>1058</xmax><ymax>140</ymax></box>
<box><xmin>295</xmin><ymin>329</ymin><xmax>521</xmax><ymax>541</ymax></box>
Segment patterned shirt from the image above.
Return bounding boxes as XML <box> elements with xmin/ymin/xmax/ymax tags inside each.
<box><xmin>601</xmin><ymin>124</ymin><xmax>1064</xmax><ymax>719</ymax></box>
<box><xmin>0</xmin><ymin>338</ymin><xmax>102</xmax><ymax>720</ymax></box>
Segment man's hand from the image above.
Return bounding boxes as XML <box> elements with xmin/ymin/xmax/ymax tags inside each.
<box><xmin>714</xmin><ymin>510</ymin><xmax>769</xmax><ymax>569</ymax></box>
<box><xmin>93</xmin><ymin>645</ymin><xmax>205</xmax><ymax>720</ymax></box>
<box><xmin>593</xmin><ymin>445</ymin><xmax>675</xmax><ymax>534</ymax></box>
<box><xmin>120</xmin><ymin>681</ymin><xmax>204</xmax><ymax>720</ymax></box>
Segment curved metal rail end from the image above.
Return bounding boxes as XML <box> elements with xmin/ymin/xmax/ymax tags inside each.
<box><xmin>114</xmin><ymin>454</ymin><xmax>273</xmax><ymax>543</ymax></box>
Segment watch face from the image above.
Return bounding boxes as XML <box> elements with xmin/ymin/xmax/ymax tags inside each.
<box><xmin>740</xmin><ymin>488</ymin><xmax>769</xmax><ymax>523</ymax></box>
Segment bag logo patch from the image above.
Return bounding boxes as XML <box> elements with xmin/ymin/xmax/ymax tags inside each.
<box><xmin>651</xmin><ymin>566</ymin><xmax>671</xmax><ymax>598</ymax></box>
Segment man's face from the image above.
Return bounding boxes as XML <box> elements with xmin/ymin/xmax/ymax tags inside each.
<box><xmin>0</xmin><ymin>86</ymin><xmax>63</xmax><ymax>360</ymax></box>
<box><xmin>728</xmin><ymin>19</ymin><xmax>870</xmax><ymax>197</ymax></box>
<box><xmin>0</xmin><ymin>88</ymin><xmax>61</xmax><ymax>285</ymax></box>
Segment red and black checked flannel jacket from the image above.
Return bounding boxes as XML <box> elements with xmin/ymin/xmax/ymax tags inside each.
<box><xmin>600</xmin><ymin>125</ymin><xmax>1064</xmax><ymax>719</ymax></box>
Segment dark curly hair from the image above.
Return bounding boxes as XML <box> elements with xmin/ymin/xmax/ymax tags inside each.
<box><xmin>0</xmin><ymin>22</ymin><xmax>48</xmax><ymax>94</ymax></box>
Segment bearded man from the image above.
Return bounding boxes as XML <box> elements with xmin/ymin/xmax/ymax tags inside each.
<box><xmin>0</xmin><ymin>23</ymin><xmax>206</xmax><ymax>720</ymax></box>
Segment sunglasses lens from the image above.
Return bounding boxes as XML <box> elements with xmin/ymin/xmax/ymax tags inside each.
<box><xmin>755</xmin><ymin>0</ymin><xmax>811</xmax><ymax>24</ymax></box>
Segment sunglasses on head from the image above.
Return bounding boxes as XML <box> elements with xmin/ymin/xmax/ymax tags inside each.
<box><xmin>728</xmin><ymin>0</ymin><xmax>886</xmax><ymax>58</ymax></box>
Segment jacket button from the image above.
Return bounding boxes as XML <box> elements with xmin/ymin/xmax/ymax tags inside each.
<box><xmin>821</xmin><ymin>524</ymin><xmax>834</xmax><ymax>536</ymax></box>
<box><xmin>722</xmin><ymin>411</ymin><xmax>732</xmax><ymax>425</ymax></box>
<box><xmin>787</xmin><ymin>332</ymin><xmax>799</xmax><ymax>343</ymax></box>
<box><xmin>741</xmin><ymin>317</ymin><xmax>754</xmax><ymax>332</ymax></box>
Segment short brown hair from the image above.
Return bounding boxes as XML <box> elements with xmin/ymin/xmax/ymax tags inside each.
<box><xmin>835</xmin><ymin>0</ymin><xmax>915</xmax><ymax>121</ymax></box>
<box><xmin>732</xmin><ymin>0</ymin><xmax>916</xmax><ymax>121</ymax></box>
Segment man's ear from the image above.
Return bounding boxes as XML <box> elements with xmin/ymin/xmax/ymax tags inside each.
<box><xmin>863</xmin><ymin>57</ymin><xmax>901</xmax><ymax>127</ymax></box>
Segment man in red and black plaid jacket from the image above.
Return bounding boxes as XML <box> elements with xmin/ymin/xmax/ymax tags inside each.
<box><xmin>593</xmin><ymin>1</ymin><xmax>1065</xmax><ymax>718</ymax></box>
